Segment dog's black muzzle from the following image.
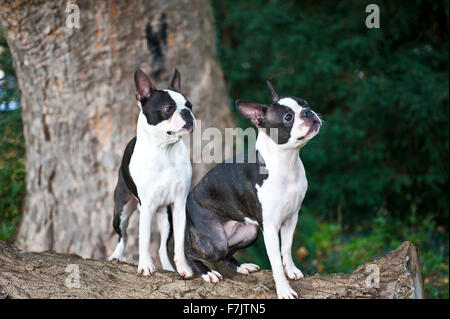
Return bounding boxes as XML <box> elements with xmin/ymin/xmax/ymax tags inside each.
<box><xmin>180</xmin><ymin>108</ymin><xmax>194</xmax><ymax>132</ymax></box>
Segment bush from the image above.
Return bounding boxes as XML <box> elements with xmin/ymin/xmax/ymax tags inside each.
<box><xmin>0</xmin><ymin>27</ymin><xmax>23</xmax><ymax>241</ymax></box>
<box><xmin>0</xmin><ymin>28</ymin><xmax>19</xmax><ymax>109</ymax></box>
<box><xmin>299</xmin><ymin>208</ymin><xmax>449</xmax><ymax>298</ymax></box>
<box><xmin>0</xmin><ymin>109</ymin><xmax>25</xmax><ymax>241</ymax></box>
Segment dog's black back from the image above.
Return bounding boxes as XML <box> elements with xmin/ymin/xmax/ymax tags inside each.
<box><xmin>187</xmin><ymin>149</ymin><xmax>268</xmax><ymax>227</ymax></box>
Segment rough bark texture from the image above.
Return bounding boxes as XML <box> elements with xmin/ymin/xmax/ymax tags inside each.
<box><xmin>0</xmin><ymin>240</ymin><xmax>424</xmax><ymax>299</ymax></box>
<box><xmin>0</xmin><ymin>0</ymin><xmax>234</xmax><ymax>264</ymax></box>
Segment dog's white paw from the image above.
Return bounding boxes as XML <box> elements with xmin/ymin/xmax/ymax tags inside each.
<box><xmin>236</xmin><ymin>263</ymin><xmax>260</xmax><ymax>275</ymax></box>
<box><xmin>284</xmin><ymin>266</ymin><xmax>304</xmax><ymax>280</ymax></box>
<box><xmin>277</xmin><ymin>283</ymin><xmax>298</xmax><ymax>299</ymax></box>
<box><xmin>201</xmin><ymin>270</ymin><xmax>223</xmax><ymax>283</ymax></box>
<box><xmin>177</xmin><ymin>264</ymin><xmax>194</xmax><ymax>279</ymax></box>
<box><xmin>174</xmin><ymin>256</ymin><xmax>193</xmax><ymax>279</ymax></box>
<box><xmin>138</xmin><ymin>258</ymin><xmax>155</xmax><ymax>276</ymax></box>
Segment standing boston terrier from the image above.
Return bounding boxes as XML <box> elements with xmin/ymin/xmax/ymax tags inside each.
<box><xmin>184</xmin><ymin>81</ymin><xmax>322</xmax><ymax>298</ymax></box>
<box><xmin>108</xmin><ymin>68</ymin><xmax>194</xmax><ymax>279</ymax></box>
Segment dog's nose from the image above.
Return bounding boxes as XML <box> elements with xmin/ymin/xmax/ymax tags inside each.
<box><xmin>183</xmin><ymin>120</ymin><xmax>193</xmax><ymax>131</ymax></box>
<box><xmin>180</xmin><ymin>108</ymin><xmax>194</xmax><ymax>132</ymax></box>
<box><xmin>300</xmin><ymin>108</ymin><xmax>313</xmax><ymax>119</ymax></box>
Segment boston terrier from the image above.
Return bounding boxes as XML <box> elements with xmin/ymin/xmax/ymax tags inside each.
<box><xmin>184</xmin><ymin>81</ymin><xmax>322</xmax><ymax>298</ymax></box>
<box><xmin>108</xmin><ymin>68</ymin><xmax>195</xmax><ymax>279</ymax></box>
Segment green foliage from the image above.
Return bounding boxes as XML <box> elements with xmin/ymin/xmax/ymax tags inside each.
<box><xmin>0</xmin><ymin>28</ymin><xmax>20</xmax><ymax>109</ymax></box>
<box><xmin>0</xmin><ymin>109</ymin><xmax>25</xmax><ymax>241</ymax></box>
<box><xmin>0</xmin><ymin>28</ymin><xmax>23</xmax><ymax>241</ymax></box>
<box><xmin>213</xmin><ymin>0</ymin><xmax>449</xmax><ymax>298</ymax></box>
<box><xmin>303</xmin><ymin>207</ymin><xmax>448</xmax><ymax>298</ymax></box>
<box><xmin>213</xmin><ymin>0</ymin><xmax>449</xmax><ymax>223</ymax></box>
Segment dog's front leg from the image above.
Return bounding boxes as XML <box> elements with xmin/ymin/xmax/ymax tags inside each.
<box><xmin>281</xmin><ymin>213</ymin><xmax>304</xmax><ymax>280</ymax></box>
<box><xmin>171</xmin><ymin>192</ymin><xmax>193</xmax><ymax>279</ymax></box>
<box><xmin>156</xmin><ymin>206</ymin><xmax>175</xmax><ymax>272</ymax></box>
<box><xmin>263</xmin><ymin>224</ymin><xmax>298</xmax><ymax>299</ymax></box>
<box><xmin>138</xmin><ymin>203</ymin><xmax>156</xmax><ymax>276</ymax></box>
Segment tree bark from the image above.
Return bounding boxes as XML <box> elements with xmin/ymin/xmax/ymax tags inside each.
<box><xmin>0</xmin><ymin>0</ymin><xmax>234</xmax><ymax>264</ymax></box>
<box><xmin>0</xmin><ymin>240</ymin><xmax>424</xmax><ymax>299</ymax></box>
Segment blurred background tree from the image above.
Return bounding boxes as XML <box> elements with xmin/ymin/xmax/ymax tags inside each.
<box><xmin>0</xmin><ymin>0</ymin><xmax>233</xmax><ymax>266</ymax></box>
<box><xmin>1</xmin><ymin>0</ymin><xmax>448</xmax><ymax>298</ymax></box>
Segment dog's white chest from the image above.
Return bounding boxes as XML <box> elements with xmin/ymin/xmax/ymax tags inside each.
<box><xmin>256</xmin><ymin>159</ymin><xmax>307</xmax><ymax>226</ymax></box>
<box><xmin>129</xmin><ymin>138</ymin><xmax>191</xmax><ymax>207</ymax></box>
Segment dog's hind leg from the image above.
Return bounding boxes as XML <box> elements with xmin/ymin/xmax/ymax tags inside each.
<box><xmin>156</xmin><ymin>206</ymin><xmax>175</xmax><ymax>271</ymax></box>
<box><xmin>223</xmin><ymin>222</ymin><xmax>260</xmax><ymax>274</ymax></box>
<box><xmin>109</xmin><ymin>177</ymin><xmax>138</xmax><ymax>262</ymax></box>
<box><xmin>185</xmin><ymin>221</ymin><xmax>228</xmax><ymax>283</ymax></box>
<box><xmin>109</xmin><ymin>197</ymin><xmax>137</xmax><ymax>261</ymax></box>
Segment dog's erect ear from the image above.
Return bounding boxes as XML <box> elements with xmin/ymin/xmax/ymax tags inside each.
<box><xmin>266</xmin><ymin>80</ymin><xmax>280</xmax><ymax>103</ymax></box>
<box><xmin>235</xmin><ymin>100</ymin><xmax>266</xmax><ymax>127</ymax></box>
<box><xmin>169</xmin><ymin>68</ymin><xmax>181</xmax><ymax>92</ymax></box>
<box><xmin>134</xmin><ymin>69</ymin><xmax>156</xmax><ymax>101</ymax></box>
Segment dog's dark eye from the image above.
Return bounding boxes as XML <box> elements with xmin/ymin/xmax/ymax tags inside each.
<box><xmin>163</xmin><ymin>105</ymin><xmax>173</xmax><ymax>112</ymax></box>
<box><xmin>284</xmin><ymin>113</ymin><xmax>293</xmax><ymax>123</ymax></box>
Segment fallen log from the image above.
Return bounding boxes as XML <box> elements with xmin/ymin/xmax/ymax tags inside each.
<box><xmin>0</xmin><ymin>240</ymin><xmax>423</xmax><ymax>299</ymax></box>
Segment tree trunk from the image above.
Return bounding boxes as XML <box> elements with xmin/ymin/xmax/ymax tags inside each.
<box><xmin>0</xmin><ymin>0</ymin><xmax>234</xmax><ymax>264</ymax></box>
<box><xmin>0</xmin><ymin>240</ymin><xmax>424</xmax><ymax>299</ymax></box>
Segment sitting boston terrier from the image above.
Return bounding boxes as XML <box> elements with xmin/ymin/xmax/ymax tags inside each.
<box><xmin>184</xmin><ymin>81</ymin><xmax>321</xmax><ymax>298</ymax></box>
<box><xmin>108</xmin><ymin>68</ymin><xmax>194</xmax><ymax>279</ymax></box>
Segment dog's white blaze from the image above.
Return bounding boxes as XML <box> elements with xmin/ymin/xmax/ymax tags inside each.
<box><xmin>164</xmin><ymin>89</ymin><xmax>186</xmax><ymax>109</ymax></box>
<box><xmin>276</xmin><ymin>97</ymin><xmax>312</xmax><ymax>145</ymax></box>
<box><xmin>277</xmin><ymin>97</ymin><xmax>302</xmax><ymax>113</ymax></box>
<box><xmin>160</xmin><ymin>89</ymin><xmax>196</xmax><ymax>135</ymax></box>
